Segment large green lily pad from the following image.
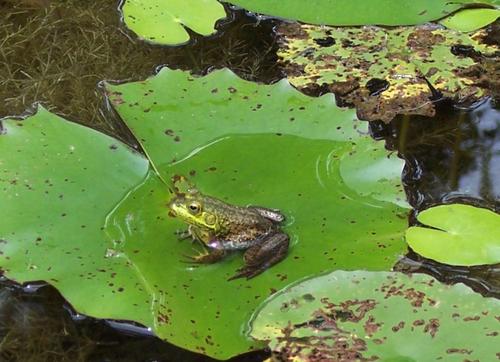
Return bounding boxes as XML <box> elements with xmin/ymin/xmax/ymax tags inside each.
<box><xmin>406</xmin><ymin>204</ymin><xmax>500</xmax><ymax>266</ymax></box>
<box><xmin>250</xmin><ymin>271</ymin><xmax>500</xmax><ymax>361</ymax></box>
<box><xmin>0</xmin><ymin>69</ymin><xmax>409</xmax><ymax>360</ymax></box>
<box><xmin>121</xmin><ymin>0</ymin><xmax>226</xmax><ymax>45</ymax></box>
<box><xmin>277</xmin><ymin>23</ymin><xmax>499</xmax><ymax>122</ymax></box>
<box><xmin>229</xmin><ymin>0</ymin><xmax>496</xmax><ymax>26</ymax></box>
<box><xmin>102</xmin><ymin>68</ymin><xmax>409</xmax><ymax>358</ymax></box>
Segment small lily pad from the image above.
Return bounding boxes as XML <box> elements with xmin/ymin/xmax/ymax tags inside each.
<box><xmin>250</xmin><ymin>270</ymin><xmax>500</xmax><ymax>361</ymax></box>
<box><xmin>277</xmin><ymin>23</ymin><xmax>499</xmax><ymax>122</ymax></box>
<box><xmin>406</xmin><ymin>204</ymin><xmax>500</xmax><ymax>266</ymax></box>
<box><xmin>121</xmin><ymin>0</ymin><xmax>226</xmax><ymax>45</ymax></box>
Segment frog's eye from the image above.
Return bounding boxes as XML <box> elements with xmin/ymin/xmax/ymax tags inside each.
<box><xmin>188</xmin><ymin>202</ymin><xmax>202</xmax><ymax>215</ymax></box>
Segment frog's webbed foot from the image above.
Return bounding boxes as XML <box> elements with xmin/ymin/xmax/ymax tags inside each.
<box><xmin>228</xmin><ymin>232</ymin><xmax>289</xmax><ymax>281</ymax></box>
<box><xmin>182</xmin><ymin>247</ymin><xmax>226</xmax><ymax>264</ymax></box>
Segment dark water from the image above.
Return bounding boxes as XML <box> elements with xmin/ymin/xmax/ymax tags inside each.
<box><xmin>0</xmin><ymin>1</ymin><xmax>499</xmax><ymax>361</ymax></box>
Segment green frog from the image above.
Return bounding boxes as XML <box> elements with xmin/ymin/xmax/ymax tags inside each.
<box><xmin>168</xmin><ymin>188</ymin><xmax>289</xmax><ymax>280</ymax></box>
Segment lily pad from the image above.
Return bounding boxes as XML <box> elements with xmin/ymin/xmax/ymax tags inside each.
<box><xmin>406</xmin><ymin>204</ymin><xmax>500</xmax><ymax>266</ymax></box>
<box><xmin>441</xmin><ymin>8</ymin><xmax>500</xmax><ymax>32</ymax></box>
<box><xmin>0</xmin><ymin>69</ymin><xmax>409</xmax><ymax>360</ymax></box>
<box><xmin>121</xmin><ymin>0</ymin><xmax>226</xmax><ymax>45</ymax></box>
<box><xmin>102</xmin><ymin>67</ymin><xmax>409</xmax><ymax>358</ymax></box>
<box><xmin>0</xmin><ymin>106</ymin><xmax>153</xmax><ymax>324</ymax></box>
<box><xmin>229</xmin><ymin>0</ymin><xmax>496</xmax><ymax>26</ymax></box>
<box><xmin>250</xmin><ymin>270</ymin><xmax>500</xmax><ymax>361</ymax></box>
<box><xmin>277</xmin><ymin>23</ymin><xmax>499</xmax><ymax>122</ymax></box>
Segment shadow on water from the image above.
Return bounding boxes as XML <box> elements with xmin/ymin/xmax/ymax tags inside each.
<box><xmin>1</xmin><ymin>0</ymin><xmax>499</xmax><ymax>361</ymax></box>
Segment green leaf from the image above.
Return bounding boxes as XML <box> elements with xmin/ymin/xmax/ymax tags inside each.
<box><xmin>406</xmin><ymin>204</ymin><xmax>500</xmax><ymax>266</ymax></box>
<box><xmin>229</xmin><ymin>0</ymin><xmax>495</xmax><ymax>26</ymax></box>
<box><xmin>103</xmin><ymin>68</ymin><xmax>409</xmax><ymax>358</ymax></box>
<box><xmin>0</xmin><ymin>70</ymin><xmax>409</xmax><ymax>360</ymax></box>
<box><xmin>0</xmin><ymin>106</ymin><xmax>153</xmax><ymax>324</ymax></box>
<box><xmin>121</xmin><ymin>0</ymin><xmax>226</xmax><ymax>45</ymax></box>
<box><xmin>441</xmin><ymin>8</ymin><xmax>500</xmax><ymax>32</ymax></box>
<box><xmin>250</xmin><ymin>270</ymin><xmax>500</xmax><ymax>361</ymax></box>
<box><xmin>277</xmin><ymin>23</ymin><xmax>498</xmax><ymax>122</ymax></box>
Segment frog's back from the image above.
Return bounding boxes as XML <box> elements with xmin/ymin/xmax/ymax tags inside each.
<box><xmin>202</xmin><ymin>195</ymin><xmax>275</xmax><ymax>248</ymax></box>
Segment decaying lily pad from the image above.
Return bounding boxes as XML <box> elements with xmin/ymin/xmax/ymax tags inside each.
<box><xmin>277</xmin><ymin>23</ymin><xmax>499</xmax><ymax>122</ymax></box>
<box><xmin>250</xmin><ymin>271</ymin><xmax>500</xmax><ymax>361</ymax></box>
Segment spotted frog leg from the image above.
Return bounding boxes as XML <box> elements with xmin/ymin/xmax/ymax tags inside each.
<box><xmin>229</xmin><ymin>232</ymin><xmax>289</xmax><ymax>280</ymax></box>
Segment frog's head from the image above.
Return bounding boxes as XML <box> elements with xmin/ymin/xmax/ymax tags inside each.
<box><xmin>168</xmin><ymin>189</ymin><xmax>218</xmax><ymax>231</ymax></box>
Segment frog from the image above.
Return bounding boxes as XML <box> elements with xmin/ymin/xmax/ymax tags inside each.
<box><xmin>168</xmin><ymin>188</ymin><xmax>289</xmax><ymax>280</ymax></box>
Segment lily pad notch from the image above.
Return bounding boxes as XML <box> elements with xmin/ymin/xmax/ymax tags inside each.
<box><xmin>121</xmin><ymin>0</ymin><xmax>227</xmax><ymax>45</ymax></box>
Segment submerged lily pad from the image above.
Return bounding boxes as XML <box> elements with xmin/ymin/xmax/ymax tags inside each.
<box><xmin>277</xmin><ymin>23</ymin><xmax>499</xmax><ymax>122</ymax></box>
<box><xmin>229</xmin><ymin>0</ymin><xmax>496</xmax><ymax>26</ymax></box>
<box><xmin>121</xmin><ymin>0</ymin><xmax>226</xmax><ymax>45</ymax></box>
<box><xmin>250</xmin><ymin>271</ymin><xmax>500</xmax><ymax>361</ymax></box>
<box><xmin>406</xmin><ymin>204</ymin><xmax>500</xmax><ymax>266</ymax></box>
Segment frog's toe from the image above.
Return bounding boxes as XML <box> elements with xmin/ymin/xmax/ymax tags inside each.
<box><xmin>174</xmin><ymin>229</ymin><xmax>191</xmax><ymax>241</ymax></box>
<box><xmin>228</xmin><ymin>265</ymin><xmax>266</xmax><ymax>281</ymax></box>
<box><xmin>181</xmin><ymin>248</ymin><xmax>226</xmax><ymax>264</ymax></box>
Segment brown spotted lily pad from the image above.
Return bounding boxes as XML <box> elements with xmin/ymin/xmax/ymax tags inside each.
<box><xmin>250</xmin><ymin>271</ymin><xmax>500</xmax><ymax>361</ymax></box>
<box><xmin>277</xmin><ymin>23</ymin><xmax>499</xmax><ymax>122</ymax></box>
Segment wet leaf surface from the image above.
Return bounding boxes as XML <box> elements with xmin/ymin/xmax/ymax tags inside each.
<box><xmin>277</xmin><ymin>23</ymin><xmax>499</xmax><ymax>122</ymax></box>
<box><xmin>250</xmin><ymin>270</ymin><xmax>500</xmax><ymax>362</ymax></box>
<box><xmin>406</xmin><ymin>204</ymin><xmax>500</xmax><ymax>266</ymax></box>
<box><xmin>103</xmin><ymin>68</ymin><xmax>409</xmax><ymax>358</ymax></box>
<box><xmin>229</xmin><ymin>0</ymin><xmax>497</xmax><ymax>26</ymax></box>
<box><xmin>121</xmin><ymin>0</ymin><xmax>226</xmax><ymax>45</ymax></box>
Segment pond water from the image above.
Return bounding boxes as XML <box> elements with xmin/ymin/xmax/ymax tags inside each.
<box><xmin>0</xmin><ymin>1</ymin><xmax>498</xmax><ymax>361</ymax></box>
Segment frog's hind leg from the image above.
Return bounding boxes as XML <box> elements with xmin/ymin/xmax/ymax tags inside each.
<box><xmin>228</xmin><ymin>233</ymin><xmax>289</xmax><ymax>280</ymax></box>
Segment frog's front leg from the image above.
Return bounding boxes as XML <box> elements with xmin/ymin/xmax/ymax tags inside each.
<box><xmin>183</xmin><ymin>247</ymin><xmax>226</xmax><ymax>264</ymax></box>
<box><xmin>228</xmin><ymin>232</ymin><xmax>289</xmax><ymax>280</ymax></box>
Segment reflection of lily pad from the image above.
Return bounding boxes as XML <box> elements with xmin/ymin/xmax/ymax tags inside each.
<box><xmin>250</xmin><ymin>270</ymin><xmax>500</xmax><ymax>362</ymax></box>
<box><xmin>406</xmin><ymin>204</ymin><xmax>500</xmax><ymax>266</ymax></box>
<box><xmin>102</xmin><ymin>68</ymin><xmax>409</xmax><ymax>358</ymax></box>
<box><xmin>229</xmin><ymin>0</ymin><xmax>496</xmax><ymax>26</ymax></box>
<box><xmin>121</xmin><ymin>0</ymin><xmax>226</xmax><ymax>45</ymax></box>
<box><xmin>277</xmin><ymin>23</ymin><xmax>499</xmax><ymax>122</ymax></box>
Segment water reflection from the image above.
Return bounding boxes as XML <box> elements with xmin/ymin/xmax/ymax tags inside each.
<box><xmin>373</xmin><ymin>99</ymin><xmax>500</xmax><ymax>297</ymax></box>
